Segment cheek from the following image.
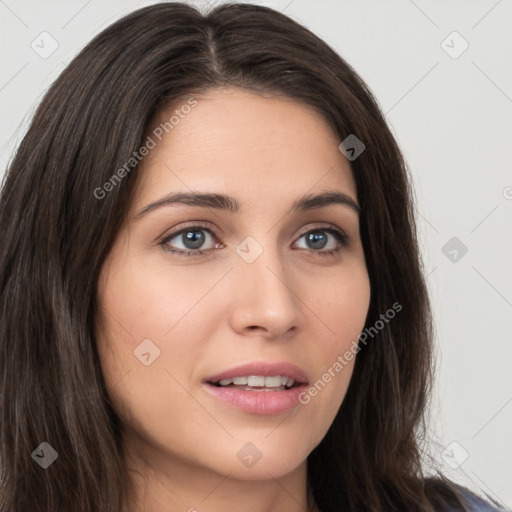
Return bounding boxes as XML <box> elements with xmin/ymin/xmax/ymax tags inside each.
<box><xmin>97</xmin><ymin>246</ymin><xmax>224</xmax><ymax>348</ymax></box>
<box><xmin>301</xmin><ymin>265</ymin><xmax>370</xmax><ymax>415</ymax></box>
<box><xmin>95</xmin><ymin>249</ymin><xmax>231</xmax><ymax>399</ymax></box>
<box><xmin>94</xmin><ymin>256</ymin><xmax>215</xmax><ymax>442</ymax></box>
<box><xmin>310</xmin><ymin>264</ymin><xmax>371</xmax><ymax>357</ymax></box>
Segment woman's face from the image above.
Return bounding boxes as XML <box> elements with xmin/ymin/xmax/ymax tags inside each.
<box><xmin>96</xmin><ymin>87</ymin><xmax>371</xmax><ymax>481</ymax></box>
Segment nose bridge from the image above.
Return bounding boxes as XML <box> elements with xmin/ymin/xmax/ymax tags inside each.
<box><xmin>230</xmin><ymin>233</ymin><xmax>302</xmax><ymax>333</ymax></box>
<box><xmin>236</xmin><ymin>235</ymin><xmax>291</xmax><ymax>299</ymax></box>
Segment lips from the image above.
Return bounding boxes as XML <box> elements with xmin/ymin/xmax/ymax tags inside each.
<box><xmin>202</xmin><ymin>361</ymin><xmax>309</xmax><ymax>415</ymax></box>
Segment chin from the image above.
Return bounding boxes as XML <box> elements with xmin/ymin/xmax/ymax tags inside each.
<box><xmin>200</xmin><ymin>433</ymin><xmax>314</xmax><ymax>480</ymax></box>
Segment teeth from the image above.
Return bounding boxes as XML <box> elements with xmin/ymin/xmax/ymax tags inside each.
<box><xmin>264</xmin><ymin>376</ymin><xmax>282</xmax><ymax>387</ymax></box>
<box><xmin>216</xmin><ymin>375</ymin><xmax>296</xmax><ymax>388</ymax></box>
<box><xmin>247</xmin><ymin>375</ymin><xmax>265</xmax><ymax>387</ymax></box>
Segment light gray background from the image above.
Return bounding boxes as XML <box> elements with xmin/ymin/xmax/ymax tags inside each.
<box><xmin>1</xmin><ymin>0</ymin><xmax>511</xmax><ymax>507</ymax></box>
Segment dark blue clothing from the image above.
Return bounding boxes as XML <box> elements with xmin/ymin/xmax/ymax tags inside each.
<box><xmin>459</xmin><ymin>487</ymin><xmax>509</xmax><ymax>511</ymax></box>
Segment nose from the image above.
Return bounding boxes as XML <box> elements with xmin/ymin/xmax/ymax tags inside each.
<box><xmin>227</xmin><ymin>241</ymin><xmax>304</xmax><ymax>339</ymax></box>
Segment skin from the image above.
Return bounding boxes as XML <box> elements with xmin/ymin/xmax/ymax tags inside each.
<box><xmin>95</xmin><ymin>87</ymin><xmax>371</xmax><ymax>512</ymax></box>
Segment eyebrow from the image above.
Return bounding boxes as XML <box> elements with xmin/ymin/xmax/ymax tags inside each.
<box><xmin>135</xmin><ymin>190</ymin><xmax>360</xmax><ymax>219</ymax></box>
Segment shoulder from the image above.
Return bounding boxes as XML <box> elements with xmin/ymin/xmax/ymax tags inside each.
<box><xmin>454</xmin><ymin>487</ymin><xmax>508</xmax><ymax>512</ymax></box>
<box><xmin>424</xmin><ymin>477</ymin><xmax>507</xmax><ymax>512</ymax></box>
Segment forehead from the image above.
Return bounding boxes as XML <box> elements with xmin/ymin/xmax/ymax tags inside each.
<box><xmin>133</xmin><ymin>87</ymin><xmax>356</xmax><ymax>210</ymax></box>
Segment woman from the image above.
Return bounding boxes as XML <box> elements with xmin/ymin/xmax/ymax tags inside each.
<box><xmin>0</xmin><ymin>3</ymin><xmax>505</xmax><ymax>511</ymax></box>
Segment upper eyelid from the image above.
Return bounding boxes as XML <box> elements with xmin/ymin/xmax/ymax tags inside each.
<box><xmin>160</xmin><ymin>221</ymin><xmax>217</xmax><ymax>242</ymax></box>
<box><xmin>160</xmin><ymin>221</ymin><xmax>347</xmax><ymax>245</ymax></box>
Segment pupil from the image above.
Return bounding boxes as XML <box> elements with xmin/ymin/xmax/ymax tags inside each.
<box><xmin>184</xmin><ymin>230</ymin><xmax>205</xmax><ymax>249</ymax></box>
<box><xmin>307</xmin><ymin>232</ymin><xmax>327</xmax><ymax>249</ymax></box>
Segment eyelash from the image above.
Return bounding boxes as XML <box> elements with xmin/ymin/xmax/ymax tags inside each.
<box><xmin>159</xmin><ymin>221</ymin><xmax>349</xmax><ymax>259</ymax></box>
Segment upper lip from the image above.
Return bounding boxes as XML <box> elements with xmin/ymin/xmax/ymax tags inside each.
<box><xmin>204</xmin><ymin>361</ymin><xmax>309</xmax><ymax>385</ymax></box>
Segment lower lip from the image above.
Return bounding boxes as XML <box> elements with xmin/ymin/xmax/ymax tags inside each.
<box><xmin>203</xmin><ymin>383</ymin><xmax>308</xmax><ymax>415</ymax></box>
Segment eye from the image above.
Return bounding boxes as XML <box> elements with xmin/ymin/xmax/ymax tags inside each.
<box><xmin>160</xmin><ymin>222</ymin><xmax>219</xmax><ymax>256</ymax></box>
<box><xmin>159</xmin><ymin>222</ymin><xmax>349</xmax><ymax>258</ymax></box>
<box><xmin>293</xmin><ymin>225</ymin><xmax>349</xmax><ymax>257</ymax></box>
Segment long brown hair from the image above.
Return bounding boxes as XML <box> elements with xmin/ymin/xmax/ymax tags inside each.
<box><xmin>0</xmin><ymin>3</ymin><xmax>491</xmax><ymax>511</ymax></box>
